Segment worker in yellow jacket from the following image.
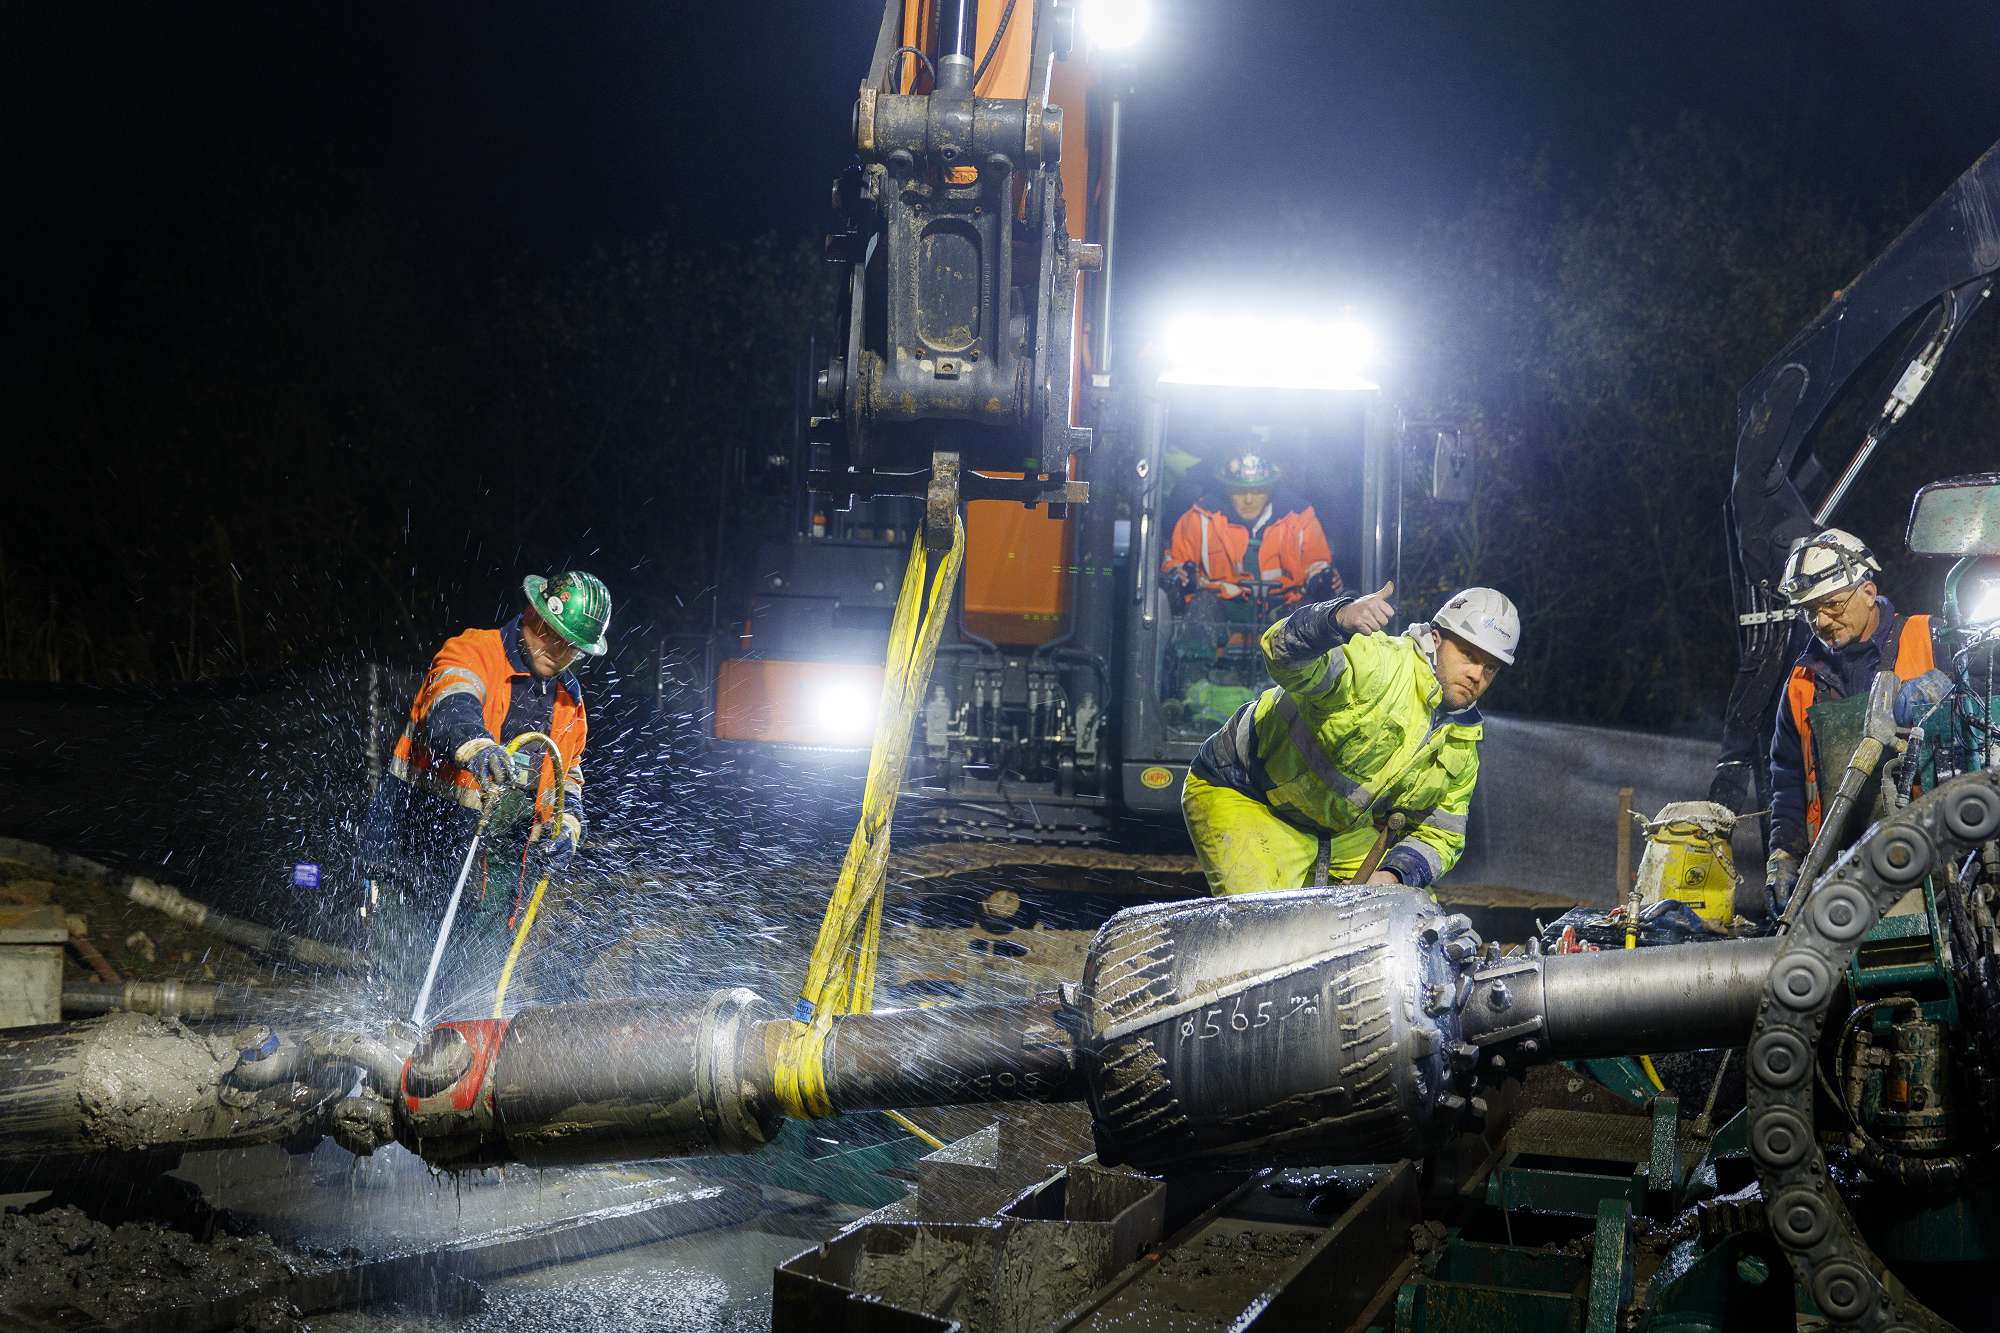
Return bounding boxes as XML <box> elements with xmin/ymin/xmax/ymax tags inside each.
<box><xmin>1181</xmin><ymin>582</ymin><xmax>1519</xmax><ymax>896</ymax></box>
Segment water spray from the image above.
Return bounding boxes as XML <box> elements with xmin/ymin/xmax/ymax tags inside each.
<box><xmin>409</xmin><ymin>729</ymin><xmax>565</xmax><ymax>1026</ymax></box>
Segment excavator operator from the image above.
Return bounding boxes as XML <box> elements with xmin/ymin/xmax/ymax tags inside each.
<box><xmin>1164</xmin><ymin>449</ymin><xmax>1340</xmax><ymax>610</ymax></box>
<box><xmin>1162</xmin><ymin>451</ymin><xmax>1341</xmax><ymax>718</ymax></box>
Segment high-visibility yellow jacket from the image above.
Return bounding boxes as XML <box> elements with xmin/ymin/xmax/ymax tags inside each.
<box><xmin>1203</xmin><ymin>617</ymin><xmax>1481</xmax><ymax>886</ymax></box>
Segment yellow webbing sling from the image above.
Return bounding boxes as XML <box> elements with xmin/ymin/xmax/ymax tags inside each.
<box><xmin>771</xmin><ymin>516</ymin><xmax>965</xmax><ymax>1126</ymax></box>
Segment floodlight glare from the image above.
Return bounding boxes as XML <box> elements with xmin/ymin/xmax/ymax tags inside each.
<box><xmin>811</xmin><ymin>676</ymin><xmax>879</xmax><ymax>744</ymax></box>
<box><xmin>1082</xmin><ymin>0</ymin><xmax>1150</xmax><ymax>50</ymax></box>
<box><xmin>1159</xmin><ymin>313</ymin><xmax>1381</xmax><ymax>392</ymax></box>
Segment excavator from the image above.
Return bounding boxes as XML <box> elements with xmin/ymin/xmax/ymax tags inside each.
<box><xmin>697</xmin><ymin>0</ymin><xmax>1453</xmax><ymax>853</ymax></box>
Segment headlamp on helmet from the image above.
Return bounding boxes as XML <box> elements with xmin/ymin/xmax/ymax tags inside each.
<box><xmin>1217</xmin><ymin>451</ymin><xmax>1281</xmax><ymax>491</ymax></box>
<box><xmin>1777</xmin><ymin>529</ymin><xmax>1880</xmax><ymax>607</ymax></box>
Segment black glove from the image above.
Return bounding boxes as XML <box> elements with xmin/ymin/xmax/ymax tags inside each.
<box><xmin>1171</xmin><ymin>561</ymin><xmax>1198</xmax><ymax>597</ymax></box>
<box><xmin>1303</xmin><ymin>568</ymin><xmax>1339</xmax><ymax>602</ymax></box>
<box><xmin>458</xmin><ymin>738</ymin><xmax>514</xmax><ymax>790</ymax></box>
<box><xmin>1707</xmin><ymin>760</ymin><xmax>1754</xmax><ymax>815</ymax></box>
<box><xmin>530</xmin><ymin>815</ymin><xmax>581</xmax><ymax>874</ymax></box>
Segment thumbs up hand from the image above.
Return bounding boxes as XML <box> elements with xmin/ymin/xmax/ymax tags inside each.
<box><xmin>1335</xmin><ymin>581</ymin><xmax>1396</xmax><ymax>635</ymax></box>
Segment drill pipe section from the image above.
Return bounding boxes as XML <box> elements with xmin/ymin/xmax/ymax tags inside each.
<box><xmin>398</xmin><ymin>990</ymin><xmax>785</xmax><ymax>1169</ymax></box>
<box><xmin>390</xmin><ymin>889</ymin><xmax>1789</xmax><ymax>1174</ymax></box>
<box><xmin>398</xmin><ymin>992</ymin><xmax>1076</xmax><ymax>1169</ymax></box>
<box><xmin>0</xmin><ymin>1012</ymin><xmax>338</xmax><ymax>1161</ymax></box>
<box><xmin>820</xmin><ymin>1000</ymin><xmax>1080</xmax><ymax>1110</ymax></box>
<box><xmin>60</xmin><ymin>981</ymin><xmax>321</xmax><ymax>1021</ymax></box>
<box><xmin>1518</xmin><ymin>936</ymin><xmax>1782</xmax><ymax>1060</ymax></box>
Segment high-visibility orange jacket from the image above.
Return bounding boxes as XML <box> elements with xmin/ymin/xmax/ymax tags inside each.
<box><xmin>1771</xmin><ymin>604</ymin><xmax>1930</xmax><ymax>852</ymax></box>
<box><xmin>388</xmin><ymin>623</ymin><xmax>587</xmax><ymax>826</ymax></box>
<box><xmin>1163</xmin><ymin>499</ymin><xmax>1336</xmax><ymax>603</ymax></box>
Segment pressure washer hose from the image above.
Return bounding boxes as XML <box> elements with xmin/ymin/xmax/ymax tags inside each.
<box><xmin>409</xmin><ymin>729</ymin><xmax>566</xmax><ymax>1026</ymax></box>
<box><xmin>491</xmin><ymin>730</ymin><xmax>564</xmax><ymax>1017</ymax></box>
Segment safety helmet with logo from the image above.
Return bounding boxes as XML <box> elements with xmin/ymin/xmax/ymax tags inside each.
<box><xmin>523</xmin><ymin>571</ymin><xmax>612</xmax><ymax>657</ymax></box>
<box><xmin>1777</xmin><ymin>529</ymin><xmax>1880</xmax><ymax>607</ymax></box>
<box><xmin>1432</xmin><ymin>587</ymin><xmax>1520</xmax><ymax>666</ymax></box>
<box><xmin>1216</xmin><ymin>450</ymin><xmax>1282</xmax><ymax>491</ymax></box>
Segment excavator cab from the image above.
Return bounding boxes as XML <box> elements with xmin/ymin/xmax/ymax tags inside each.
<box><xmin>1116</xmin><ymin>371</ymin><xmax>1406</xmax><ymax>815</ymax></box>
<box><xmin>1150</xmin><ymin>392</ymin><xmax>1372</xmax><ymax>734</ymax></box>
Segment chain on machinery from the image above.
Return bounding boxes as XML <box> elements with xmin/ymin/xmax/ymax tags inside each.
<box><xmin>1747</xmin><ymin>769</ymin><xmax>2000</xmax><ymax>1332</ymax></box>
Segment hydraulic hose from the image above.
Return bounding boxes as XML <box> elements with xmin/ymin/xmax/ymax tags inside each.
<box><xmin>491</xmin><ymin>728</ymin><xmax>566</xmax><ymax>1017</ymax></box>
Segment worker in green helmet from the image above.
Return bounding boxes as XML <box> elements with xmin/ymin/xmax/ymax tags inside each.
<box><xmin>357</xmin><ymin>570</ymin><xmax>611</xmax><ymax>1015</ymax></box>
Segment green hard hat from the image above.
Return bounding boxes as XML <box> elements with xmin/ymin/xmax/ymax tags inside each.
<box><xmin>1216</xmin><ymin>450</ymin><xmax>1281</xmax><ymax>490</ymax></box>
<box><xmin>524</xmin><ymin>570</ymin><xmax>611</xmax><ymax>657</ymax></box>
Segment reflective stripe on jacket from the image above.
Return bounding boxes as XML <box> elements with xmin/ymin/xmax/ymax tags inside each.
<box><xmin>389</xmin><ymin>627</ymin><xmax>587</xmax><ymax>821</ymax></box>
<box><xmin>1163</xmin><ymin>502</ymin><xmax>1334</xmax><ymax>601</ymax></box>
<box><xmin>1238</xmin><ymin>621</ymin><xmax>1481</xmax><ymax>885</ymax></box>
<box><xmin>1785</xmin><ymin>613</ymin><xmax>1931</xmax><ymax>838</ymax></box>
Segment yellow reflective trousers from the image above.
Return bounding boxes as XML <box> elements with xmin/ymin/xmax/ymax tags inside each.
<box><xmin>1182</xmin><ymin>771</ymin><xmax>1384</xmax><ymax>895</ymax></box>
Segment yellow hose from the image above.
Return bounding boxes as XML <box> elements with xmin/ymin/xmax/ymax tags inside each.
<box><xmin>881</xmin><ymin>1109</ymin><xmax>947</xmax><ymax>1151</ymax></box>
<box><xmin>491</xmin><ymin>730</ymin><xmax>566</xmax><ymax>1018</ymax></box>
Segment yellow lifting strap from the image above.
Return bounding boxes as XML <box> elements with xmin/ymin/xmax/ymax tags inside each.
<box><xmin>492</xmin><ymin>729</ymin><xmax>567</xmax><ymax>1018</ymax></box>
<box><xmin>772</xmin><ymin>516</ymin><xmax>967</xmax><ymax>1122</ymax></box>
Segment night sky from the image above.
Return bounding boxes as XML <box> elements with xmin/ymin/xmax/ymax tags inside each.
<box><xmin>12</xmin><ymin>0</ymin><xmax>2000</xmax><ymax>363</ymax></box>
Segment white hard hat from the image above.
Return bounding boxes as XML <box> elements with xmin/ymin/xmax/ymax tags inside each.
<box><xmin>1778</xmin><ymin>529</ymin><xmax>1879</xmax><ymax>606</ymax></box>
<box><xmin>1433</xmin><ymin>587</ymin><xmax>1519</xmax><ymax>665</ymax></box>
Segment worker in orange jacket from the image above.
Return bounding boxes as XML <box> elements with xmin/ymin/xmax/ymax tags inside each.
<box><xmin>1765</xmin><ymin>532</ymin><xmax>1931</xmax><ymax>913</ymax></box>
<box><xmin>1164</xmin><ymin>451</ymin><xmax>1340</xmax><ymax>608</ymax></box>
<box><xmin>357</xmin><ymin>571</ymin><xmax>611</xmax><ymax>1014</ymax></box>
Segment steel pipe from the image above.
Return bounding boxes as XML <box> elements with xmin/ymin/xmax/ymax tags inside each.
<box><xmin>60</xmin><ymin>981</ymin><xmax>317</xmax><ymax>1020</ymax></box>
<box><xmin>1534</xmin><ymin>936</ymin><xmax>1783</xmax><ymax>1060</ymax></box>
<box><xmin>482</xmin><ymin>990</ymin><xmax>782</xmax><ymax>1167</ymax></box>
<box><xmin>0</xmin><ymin>1012</ymin><xmax>334</xmax><ymax>1160</ymax></box>
<box><xmin>821</xmin><ymin>1000</ymin><xmax>1079</xmax><ymax>1111</ymax></box>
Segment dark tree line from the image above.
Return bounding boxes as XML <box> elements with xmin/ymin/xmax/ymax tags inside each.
<box><xmin>8</xmin><ymin>169</ymin><xmax>831</xmax><ymax>684</ymax></box>
<box><xmin>1393</xmin><ymin>116</ymin><xmax>2000</xmax><ymax>730</ymax></box>
<box><xmin>13</xmin><ymin>116</ymin><xmax>2000</xmax><ymax>737</ymax></box>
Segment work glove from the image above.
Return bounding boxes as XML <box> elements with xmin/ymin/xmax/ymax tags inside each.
<box><xmin>1764</xmin><ymin>849</ymin><xmax>1801</xmax><ymax>919</ymax></box>
<box><xmin>1170</xmin><ymin>562</ymin><xmax>1199</xmax><ymax>598</ymax></box>
<box><xmin>1303</xmin><ymin>567</ymin><xmax>1342</xmax><ymax>602</ymax></box>
<box><xmin>1334</xmin><ymin>580</ymin><xmax>1396</xmax><ymax>635</ymax></box>
<box><xmin>529</xmin><ymin>813</ymin><xmax>582</xmax><ymax>875</ymax></box>
<box><xmin>1707</xmin><ymin>760</ymin><xmax>1754</xmax><ymax>815</ymax></box>
<box><xmin>455</xmin><ymin>737</ymin><xmax>515</xmax><ymax>791</ymax></box>
<box><xmin>1893</xmin><ymin>667</ymin><xmax>1953</xmax><ymax>727</ymax></box>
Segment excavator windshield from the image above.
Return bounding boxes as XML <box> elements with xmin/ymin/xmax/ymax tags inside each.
<box><xmin>1151</xmin><ymin>387</ymin><xmax>1371</xmax><ymax>739</ymax></box>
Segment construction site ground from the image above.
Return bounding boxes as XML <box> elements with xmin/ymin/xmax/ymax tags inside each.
<box><xmin>0</xmin><ymin>841</ymin><xmax>1594</xmax><ymax>1331</ymax></box>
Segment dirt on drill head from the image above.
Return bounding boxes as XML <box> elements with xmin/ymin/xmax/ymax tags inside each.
<box><xmin>0</xmin><ymin>853</ymin><xmax>270</xmax><ymax>988</ymax></box>
<box><xmin>73</xmin><ymin>1011</ymin><xmax>249</xmax><ymax>1151</ymax></box>
<box><xmin>0</xmin><ymin>1204</ymin><xmax>306</xmax><ymax>1330</ymax></box>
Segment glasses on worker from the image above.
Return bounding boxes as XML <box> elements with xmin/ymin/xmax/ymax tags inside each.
<box><xmin>1802</xmin><ymin>585</ymin><xmax>1862</xmax><ymax>621</ymax></box>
